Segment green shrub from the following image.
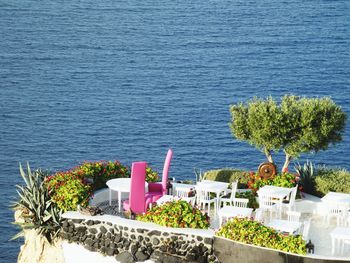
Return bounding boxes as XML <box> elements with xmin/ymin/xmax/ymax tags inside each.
<box><xmin>314</xmin><ymin>167</ymin><xmax>350</xmax><ymax>196</ymax></box>
<box><xmin>204</xmin><ymin>169</ymin><xmax>249</xmax><ymax>188</ymax></box>
<box><xmin>46</xmin><ymin>172</ymin><xmax>92</xmax><ymax>211</ymax></box>
<box><xmin>136</xmin><ymin>200</ymin><xmax>210</xmax><ymax>229</ymax></box>
<box><xmin>71</xmin><ymin>160</ymin><xmax>130</xmax><ymax>190</ymax></box>
<box><xmin>216</xmin><ymin>218</ymin><xmax>306</xmax><ymax>255</ymax></box>
<box><xmin>248</xmin><ymin>172</ymin><xmax>297</xmax><ymax>194</ymax></box>
<box><xmin>12</xmin><ymin>163</ymin><xmax>62</xmax><ymax>242</ymax></box>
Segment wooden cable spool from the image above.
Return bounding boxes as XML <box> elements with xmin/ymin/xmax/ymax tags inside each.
<box><xmin>258</xmin><ymin>162</ymin><xmax>277</xmax><ymax>179</ymax></box>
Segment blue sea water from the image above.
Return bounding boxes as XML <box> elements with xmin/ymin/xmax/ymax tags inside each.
<box><xmin>0</xmin><ymin>0</ymin><xmax>349</xmax><ymax>261</ymax></box>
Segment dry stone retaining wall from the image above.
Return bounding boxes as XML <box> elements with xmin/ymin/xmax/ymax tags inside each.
<box><xmin>60</xmin><ymin>217</ymin><xmax>218</xmax><ymax>263</ymax></box>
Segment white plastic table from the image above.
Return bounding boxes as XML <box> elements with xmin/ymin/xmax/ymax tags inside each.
<box><xmin>196</xmin><ymin>180</ymin><xmax>229</xmax><ymax>213</ymax></box>
<box><xmin>258</xmin><ymin>185</ymin><xmax>294</xmax><ymax>215</ymax></box>
<box><xmin>217</xmin><ymin>206</ymin><xmax>253</xmax><ymax>226</ymax></box>
<box><xmin>156</xmin><ymin>195</ymin><xmax>178</xmax><ymax>205</ymax></box>
<box><xmin>322</xmin><ymin>192</ymin><xmax>350</xmax><ymax>207</ymax></box>
<box><xmin>106</xmin><ymin>178</ymin><xmax>148</xmax><ymax>212</ymax></box>
<box><xmin>266</xmin><ymin>219</ymin><xmax>301</xmax><ymax>235</ymax></box>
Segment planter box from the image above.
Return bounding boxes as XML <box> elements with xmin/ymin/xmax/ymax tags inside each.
<box><xmin>213</xmin><ymin>236</ymin><xmax>346</xmax><ymax>263</ymax></box>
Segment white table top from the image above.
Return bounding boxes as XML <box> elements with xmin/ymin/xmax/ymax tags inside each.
<box><xmin>106</xmin><ymin>178</ymin><xmax>148</xmax><ymax>192</ymax></box>
<box><xmin>172</xmin><ymin>182</ymin><xmax>196</xmax><ymax>190</ymax></box>
<box><xmin>322</xmin><ymin>192</ymin><xmax>350</xmax><ymax>205</ymax></box>
<box><xmin>258</xmin><ymin>185</ymin><xmax>293</xmax><ymax>199</ymax></box>
<box><xmin>330</xmin><ymin>227</ymin><xmax>350</xmax><ymax>239</ymax></box>
<box><xmin>156</xmin><ymin>195</ymin><xmax>178</xmax><ymax>205</ymax></box>
<box><xmin>266</xmin><ymin>219</ymin><xmax>301</xmax><ymax>234</ymax></box>
<box><xmin>218</xmin><ymin>206</ymin><xmax>253</xmax><ymax>218</ymax></box>
<box><xmin>196</xmin><ymin>180</ymin><xmax>229</xmax><ymax>193</ymax></box>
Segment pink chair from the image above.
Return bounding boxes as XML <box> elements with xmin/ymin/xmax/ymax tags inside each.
<box><xmin>123</xmin><ymin>162</ymin><xmax>152</xmax><ymax>214</ymax></box>
<box><xmin>147</xmin><ymin>149</ymin><xmax>173</xmax><ymax>202</ymax></box>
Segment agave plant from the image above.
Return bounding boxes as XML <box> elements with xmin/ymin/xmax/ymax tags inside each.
<box><xmin>294</xmin><ymin>160</ymin><xmax>316</xmax><ymax>195</ymax></box>
<box><xmin>12</xmin><ymin>163</ymin><xmax>62</xmax><ymax>243</ymax></box>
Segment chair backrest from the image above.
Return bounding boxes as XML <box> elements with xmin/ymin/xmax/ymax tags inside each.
<box><xmin>258</xmin><ymin>193</ymin><xmax>275</xmax><ymax>209</ymax></box>
<box><xmin>286</xmin><ymin>210</ymin><xmax>301</xmax><ymax>222</ymax></box>
<box><xmin>129</xmin><ymin>162</ymin><xmax>147</xmax><ymax>214</ymax></box>
<box><xmin>254</xmin><ymin>208</ymin><xmax>264</xmax><ymax>222</ymax></box>
<box><xmin>161</xmin><ymin>149</ymin><xmax>173</xmax><ymax>195</ymax></box>
<box><xmin>195</xmin><ymin>186</ymin><xmax>211</xmax><ymax>202</ymax></box>
<box><xmin>289</xmin><ymin>186</ymin><xmax>298</xmax><ymax>206</ymax></box>
<box><xmin>175</xmin><ymin>187</ymin><xmax>190</xmax><ymax>198</ymax></box>
<box><xmin>232</xmin><ymin>198</ymin><xmax>249</xmax><ymax>208</ymax></box>
<box><xmin>229</xmin><ymin>181</ymin><xmax>238</xmax><ymax>201</ymax></box>
<box><xmin>302</xmin><ymin>219</ymin><xmax>311</xmax><ymax>241</ymax></box>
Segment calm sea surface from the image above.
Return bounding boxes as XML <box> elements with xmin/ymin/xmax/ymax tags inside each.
<box><xmin>1</xmin><ymin>0</ymin><xmax>349</xmax><ymax>261</ymax></box>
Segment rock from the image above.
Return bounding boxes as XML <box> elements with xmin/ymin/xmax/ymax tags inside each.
<box><xmin>114</xmin><ymin>235</ymin><xmax>121</xmax><ymax>243</ymax></box>
<box><xmin>197</xmin><ymin>236</ymin><xmax>203</xmax><ymax>242</ymax></box>
<box><xmin>100</xmin><ymin>226</ymin><xmax>107</xmax><ymax>234</ymax></box>
<box><xmin>186</xmin><ymin>252</ymin><xmax>197</xmax><ymax>261</ymax></box>
<box><xmin>204</xmin><ymin>238</ymin><xmax>212</xmax><ymax>245</ymax></box>
<box><xmin>115</xmin><ymin>251</ymin><xmax>135</xmax><ymax>263</ymax></box>
<box><xmin>62</xmin><ymin>221</ymin><xmax>69</xmax><ymax>228</ymax></box>
<box><xmin>136</xmin><ymin>228</ymin><xmax>145</xmax><ymax>234</ymax></box>
<box><xmin>106</xmin><ymin>248</ymin><xmax>116</xmax><ymax>256</ymax></box>
<box><xmin>89</xmin><ymin>228</ymin><xmax>97</xmax><ymax>234</ymax></box>
<box><xmin>76</xmin><ymin>226</ymin><xmax>87</xmax><ymax>233</ymax></box>
<box><xmin>148</xmin><ymin>230</ymin><xmax>161</xmax><ymax>236</ymax></box>
<box><xmin>86</xmin><ymin>220</ymin><xmax>94</xmax><ymax>226</ymax></box>
<box><xmin>106</xmin><ymin>232</ymin><xmax>112</xmax><ymax>239</ymax></box>
<box><xmin>131</xmin><ymin>244</ymin><xmax>138</xmax><ymax>255</ymax></box>
<box><xmin>130</xmin><ymin>234</ymin><xmax>136</xmax><ymax>240</ymax></box>
<box><xmin>72</xmin><ymin>219</ymin><xmax>83</xmax><ymax>223</ymax></box>
<box><xmin>135</xmin><ymin>251</ymin><xmax>149</xmax><ymax>261</ymax></box>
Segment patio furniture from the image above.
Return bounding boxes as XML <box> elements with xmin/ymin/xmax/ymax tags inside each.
<box><xmin>254</xmin><ymin>208</ymin><xmax>264</xmax><ymax>222</ymax></box>
<box><xmin>219</xmin><ymin>181</ymin><xmax>238</xmax><ymax>207</ymax></box>
<box><xmin>196</xmin><ymin>185</ymin><xmax>217</xmax><ymax>215</ymax></box>
<box><xmin>258</xmin><ymin>192</ymin><xmax>278</xmax><ymax>221</ymax></box>
<box><xmin>321</xmin><ymin>202</ymin><xmax>349</xmax><ymax>226</ymax></box>
<box><xmin>196</xmin><ymin>180</ymin><xmax>229</xmax><ymax>213</ymax></box>
<box><xmin>155</xmin><ymin>194</ymin><xmax>178</xmax><ymax>205</ymax></box>
<box><xmin>122</xmin><ymin>162</ymin><xmax>152</xmax><ymax>214</ymax></box>
<box><xmin>106</xmin><ymin>177</ymin><xmax>148</xmax><ymax>212</ymax></box>
<box><xmin>231</xmin><ymin>198</ymin><xmax>249</xmax><ymax>208</ymax></box>
<box><xmin>286</xmin><ymin>210</ymin><xmax>301</xmax><ymax>222</ymax></box>
<box><xmin>147</xmin><ymin>149</ymin><xmax>173</xmax><ymax>202</ymax></box>
<box><xmin>174</xmin><ymin>186</ymin><xmax>196</xmax><ymax>205</ymax></box>
<box><xmin>302</xmin><ymin>219</ymin><xmax>311</xmax><ymax>241</ymax></box>
<box><xmin>281</xmin><ymin>185</ymin><xmax>298</xmax><ymax>212</ymax></box>
<box><xmin>266</xmin><ymin>219</ymin><xmax>302</xmax><ymax>235</ymax></box>
<box><xmin>218</xmin><ymin>206</ymin><xmax>253</xmax><ymax>226</ymax></box>
<box><xmin>330</xmin><ymin>227</ymin><xmax>350</xmax><ymax>255</ymax></box>
<box><xmin>258</xmin><ymin>185</ymin><xmax>294</xmax><ymax>218</ymax></box>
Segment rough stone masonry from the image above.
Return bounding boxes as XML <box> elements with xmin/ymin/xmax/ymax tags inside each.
<box><xmin>60</xmin><ymin>218</ymin><xmax>219</xmax><ymax>263</ymax></box>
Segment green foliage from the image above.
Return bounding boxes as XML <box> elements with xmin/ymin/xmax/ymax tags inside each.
<box><xmin>145</xmin><ymin>166</ymin><xmax>160</xmax><ymax>182</ymax></box>
<box><xmin>216</xmin><ymin>218</ymin><xmax>306</xmax><ymax>255</ymax></box>
<box><xmin>294</xmin><ymin>160</ymin><xmax>316</xmax><ymax>195</ymax></box>
<box><xmin>12</xmin><ymin>163</ymin><xmax>62</xmax><ymax>243</ymax></box>
<box><xmin>204</xmin><ymin>169</ymin><xmax>250</xmax><ymax>188</ymax></box>
<box><xmin>46</xmin><ymin>172</ymin><xmax>93</xmax><ymax>211</ymax></box>
<box><xmin>136</xmin><ymin>200</ymin><xmax>210</xmax><ymax>229</ymax></box>
<box><xmin>248</xmin><ymin>172</ymin><xmax>297</xmax><ymax>193</ymax></box>
<box><xmin>71</xmin><ymin>160</ymin><xmax>130</xmax><ymax>190</ymax></box>
<box><xmin>230</xmin><ymin>95</ymin><xmax>347</xmax><ymax>171</ymax></box>
<box><xmin>314</xmin><ymin>167</ymin><xmax>350</xmax><ymax>196</ymax></box>
<box><xmin>235</xmin><ymin>191</ymin><xmax>258</xmax><ymax>209</ymax></box>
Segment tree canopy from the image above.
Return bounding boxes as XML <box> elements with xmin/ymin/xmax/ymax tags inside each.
<box><xmin>229</xmin><ymin>95</ymin><xmax>347</xmax><ymax>172</ymax></box>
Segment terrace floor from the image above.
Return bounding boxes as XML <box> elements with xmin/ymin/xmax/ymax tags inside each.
<box><xmin>92</xmin><ymin>190</ymin><xmax>350</xmax><ymax>260</ymax></box>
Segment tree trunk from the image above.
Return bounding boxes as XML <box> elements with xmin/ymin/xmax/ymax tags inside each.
<box><xmin>264</xmin><ymin>148</ymin><xmax>273</xmax><ymax>163</ymax></box>
<box><xmin>282</xmin><ymin>150</ymin><xmax>293</xmax><ymax>173</ymax></box>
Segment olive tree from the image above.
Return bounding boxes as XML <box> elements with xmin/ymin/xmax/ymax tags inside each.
<box><xmin>229</xmin><ymin>95</ymin><xmax>347</xmax><ymax>172</ymax></box>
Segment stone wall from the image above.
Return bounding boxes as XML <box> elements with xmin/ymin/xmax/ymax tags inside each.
<box><xmin>60</xmin><ymin>213</ymin><xmax>218</xmax><ymax>263</ymax></box>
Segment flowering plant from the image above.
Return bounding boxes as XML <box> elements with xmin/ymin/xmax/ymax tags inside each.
<box><xmin>248</xmin><ymin>172</ymin><xmax>297</xmax><ymax>193</ymax></box>
<box><xmin>136</xmin><ymin>200</ymin><xmax>210</xmax><ymax>229</ymax></box>
<box><xmin>45</xmin><ymin>172</ymin><xmax>92</xmax><ymax>211</ymax></box>
<box><xmin>71</xmin><ymin>160</ymin><xmax>130</xmax><ymax>190</ymax></box>
<box><xmin>216</xmin><ymin>218</ymin><xmax>306</xmax><ymax>255</ymax></box>
<box><xmin>145</xmin><ymin>166</ymin><xmax>159</xmax><ymax>182</ymax></box>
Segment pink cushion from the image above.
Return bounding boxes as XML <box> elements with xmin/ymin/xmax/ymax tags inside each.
<box><xmin>148</xmin><ymin>182</ymin><xmax>162</xmax><ymax>193</ymax></box>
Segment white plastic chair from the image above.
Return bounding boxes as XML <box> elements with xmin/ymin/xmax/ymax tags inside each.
<box><xmin>282</xmin><ymin>186</ymin><xmax>298</xmax><ymax>212</ymax></box>
<box><xmin>231</xmin><ymin>198</ymin><xmax>249</xmax><ymax>208</ymax></box>
<box><xmin>219</xmin><ymin>181</ymin><xmax>238</xmax><ymax>207</ymax></box>
<box><xmin>254</xmin><ymin>208</ymin><xmax>264</xmax><ymax>222</ymax></box>
<box><xmin>175</xmin><ymin>186</ymin><xmax>195</xmax><ymax>205</ymax></box>
<box><xmin>258</xmin><ymin>192</ymin><xmax>278</xmax><ymax>221</ymax></box>
<box><xmin>302</xmin><ymin>219</ymin><xmax>311</xmax><ymax>241</ymax></box>
<box><xmin>322</xmin><ymin>202</ymin><xmax>348</xmax><ymax>226</ymax></box>
<box><xmin>196</xmin><ymin>186</ymin><xmax>216</xmax><ymax>215</ymax></box>
<box><xmin>286</xmin><ymin>210</ymin><xmax>301</xmax><ymax>222</ymax></box>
